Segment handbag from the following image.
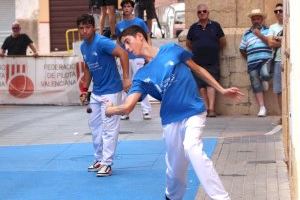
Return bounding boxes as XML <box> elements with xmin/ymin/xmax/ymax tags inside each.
<box><xmin>263</xmin><ymin>47</ymin><xmax>279</xmax><ymax>78</ymax></box>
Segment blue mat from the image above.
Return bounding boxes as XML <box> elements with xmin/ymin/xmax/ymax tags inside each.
<box><xmin>0</xmin><ymin>139</ymin><xmax>217</xmax><ymax>200</ymax></box>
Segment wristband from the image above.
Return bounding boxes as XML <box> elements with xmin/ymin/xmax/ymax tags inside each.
<box><xmin>81</xmin><ymin>87</ymin><xmax>88</xmax><ymax>92</ymax></box>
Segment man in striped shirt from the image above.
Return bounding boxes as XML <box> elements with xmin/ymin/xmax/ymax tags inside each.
<box><xmin>240</xmin><ymin>9</ymin><xmax>272</xmax><ymax>117</ymax></box>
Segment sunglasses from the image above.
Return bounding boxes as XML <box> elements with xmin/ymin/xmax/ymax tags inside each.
<box><xmin>197</xmin><ymin>10</ymin><xmax>208</xmax><ymax>14</ymax></box>
<box><xmin>274</xmin><ymin>9</ymin><xmax>283</xmax><ymax>14</ymax></box>
<box><xmin>12</xmin><ymin>27</ymin><xmax>20</xmax><ymax>30</ymax></box>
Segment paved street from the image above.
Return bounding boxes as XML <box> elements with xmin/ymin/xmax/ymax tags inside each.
<box><xmin>0</xmin><ymin>104</ymin><xmax>291</xmax><ymax>199</ymax></box>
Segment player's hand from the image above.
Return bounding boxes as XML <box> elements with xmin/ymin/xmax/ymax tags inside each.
<box><xmin>221</xmin><ymin>87</ymin><xmax>244</xmax><ymax>101</ymax></box>
<box><xmin>122</xmin><ymin>78</ymin><xmax>131</xmax><ymax>92</ymax></box>
<box><xmin>105</xmin><ymin>101</ymin><xmax>114</xmax><ymax>117</ymax></box>
<box><xmin>80</xmin><ymin>92</ymin><xmax>87</xmax><ymax>105</ymax></box>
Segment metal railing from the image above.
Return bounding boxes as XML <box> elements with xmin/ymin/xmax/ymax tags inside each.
<box><xmin>65</xmin><ymin>28</ymin><xmax>81</xmax><ymax>54</ymax></box>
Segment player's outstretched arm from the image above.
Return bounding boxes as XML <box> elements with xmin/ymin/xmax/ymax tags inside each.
<box><xmin>185</xmin><ymin>58</ymin><xmax>244</xmax><ymax>101</ymax></box>
<box><xmin>106</xmin><ymin>93</ymin><xmax>141</xmax><ymax>117</ymax></box>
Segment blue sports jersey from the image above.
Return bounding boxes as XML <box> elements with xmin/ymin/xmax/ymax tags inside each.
<box><xmin>128</xmin><ymin>43</ymin><xmax>206</xmax><ymax>125</ymax></box>
<box><xmin>80</xmin><ymin>33</ymin><xmax>122</xmax><ymax>95</ymax></box>
<box><xmin>115</xmin><ymin>17</ymin><xmax>149</xmax><ymax>59</ymax></box>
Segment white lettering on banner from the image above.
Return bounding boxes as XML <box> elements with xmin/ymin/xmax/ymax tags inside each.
<box><xmin>41</xmin><ymin>79</ymin><xmax>76</xmax><ymax>87</ymax></box>
<box><xmin>43</xmin><ymin>63</ymin><xmax>76</xmax><ymax>70</ymax></box>
<box><xmin>0</xmin><ymin>56</ymin><xmax>83</xmax><ymax>105</ymax></box>
<box><xmin>42</xmin><ymin>62</ymin><xmax>78</xmax><ymax>88</ymax></box>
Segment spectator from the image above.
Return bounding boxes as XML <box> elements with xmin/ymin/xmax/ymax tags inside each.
<box><xmin>95</xmin><ymin>0</ymin><xmax>117</xmax><ymax>39</ymax></box>
<box><xmin>106</xmin><ymin>25</ymin><xmax>243</xmax><ymax>200</ymax></box>
<box><xmin>0</xmin><ymin>21</ymin><xmax>38</xmax><ymax>57</ymax></box>
<box><xmin>76</xmin><ymin>14</ymin><xmax>131</xmax><ymax>177</ymax></box>
<box><xmin>134</xmin><ymin>0</ymin><xmax>156</xmax><ymax>38</ymax></box>
<box><xmin>115</xmin><ymin>0</ymin><xmax>152</xmax><ymax>120</ymax></box>
<box><xmin>239</xmin><ymin>9</ymin><xmax>272</xmax><ymax>117</ymax></box>
<box><xmin>186</xmin><ymin>4</ymin><xmax>226</xmax><ymax>117</ymax></box>
<box><xmin>267</xmin><ymin>3</ymin><xmax>283</xmax><ymax>124</ymax></box>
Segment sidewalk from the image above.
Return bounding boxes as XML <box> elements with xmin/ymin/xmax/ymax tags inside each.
<box><xmin>0</xmin><ymin>104</ymin><xmax>291</xmax><ymax>199</ymax></box>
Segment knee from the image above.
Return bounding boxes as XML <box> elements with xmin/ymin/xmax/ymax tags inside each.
<box><xmin>249</xmin><ymin>72</ymin><xmax>263</xmax><ymax>93</ymax></box>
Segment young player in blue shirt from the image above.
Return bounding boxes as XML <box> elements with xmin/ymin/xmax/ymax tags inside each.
<box><xmin>106</xmin><ymin>25</ymin><xmax>243</xmax><ymax>199</ymax></box>
<box><xmin>115</xmin><ymin>0</ymin><xmax>152</xmax><ymax>120</ymax></box>
<box><xmin>76</xmin><ymin>14</ymin><xmax>131</xmax><ymax>177</ymax></box>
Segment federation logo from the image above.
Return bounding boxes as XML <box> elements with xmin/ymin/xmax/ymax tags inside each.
<box><xmin>6</xmin><ymin>64</ymin><xmax>34</xmax><ymax>98</ymax></box>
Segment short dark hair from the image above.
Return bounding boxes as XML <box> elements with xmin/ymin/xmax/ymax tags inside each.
<box><xmin>121</xmin><ymin>0</ymin><xmax>134</xmax><ymax>8</ymax></box>
<box><xmin>275</xmin><ymin>3</ymin><xmax>283</xmax><ymax>7</ymax></box>
<box><xmin>76</xmin><ymin>14</ymin><xmax>95</xmax><ymax>27</ymax></box>
<box><xmin>119</xmin><ymin>25</ymin><xmax>148</xmax><ymax>42</ymax></box>
<box><xmin>121</xmin><ymin>0</ymin><xmax>135</xmax><ymax>8</ymax></box>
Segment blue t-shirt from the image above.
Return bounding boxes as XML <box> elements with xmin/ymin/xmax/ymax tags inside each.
<box><xmin>128</xmin><ymin>43</ymin><xmax>206</xmax><ymax>125</ymax></box>
<box><xmin>115</xmin><ymin>17</ymin><xmax>149</xmax><ymax>59</ymax></box>
<box><xmin>80</xmin><ymin>33</ymin><xmax>122</xmax><ymax>95</ymax></box>
<box><xmin>240</xmin><ymin>26</ymin><xmax>272</xmax><ymax>72</ymax></box>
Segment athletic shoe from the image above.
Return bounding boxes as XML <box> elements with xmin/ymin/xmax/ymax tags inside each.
<box><xmin>88</xmin><ymin>161</ymin><xmax>102</xmax><ymax>172</ymax></box>
<box><xmin>143</xmin><ymin>113</ymin><xmax>152</xmax><ymax>120</ymax></box>
<box><xmin>121</xmin><ymin>115</ymin><xmax>129</xmax><ymax>120</ymax></box>
<box><xmin>257</xmin><ymin>106</ymin><xmax>267</xmax><ymax>117</ymax></box>
<box><xmin>262</xmin><ymin>81</ymin><xmax>269</xmax><ymax>91</ymax></box>
<box><xmin>97</xmin><ymin>165</ymin><xmax>112</xmax><ymax>177</ymax></box>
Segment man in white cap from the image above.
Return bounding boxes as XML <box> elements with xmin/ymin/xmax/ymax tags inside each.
<box><xmin>239</xmin><ymin>9</ymin><xmax>272</xmax><ymax>117</ymax></box>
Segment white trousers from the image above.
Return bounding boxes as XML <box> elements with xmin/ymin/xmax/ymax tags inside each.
<box><xmin>129</xmin><ymin>58</ymin><xmax>151</xmax><ymax>114</ymax></box>
<box><xmin>89</xmin><ymin>92</ymin><xmax>122</xmax><ymax>165</ymax></box>
<box><xmin>163</xmin><ymin>113</ymin><xmax>230</xmax><ymax>200</ymax></box>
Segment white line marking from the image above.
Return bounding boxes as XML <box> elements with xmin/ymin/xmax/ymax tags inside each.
<box><xmin>264</xmin><ymin>125</ymin><xmax>282</xmax><ymax>135</ymax></box>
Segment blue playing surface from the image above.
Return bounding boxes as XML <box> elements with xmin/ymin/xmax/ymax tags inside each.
<box><xmin>0</xmin><ymin>139</ymin><xmax>217</xmax><ymax>200</ymax></box>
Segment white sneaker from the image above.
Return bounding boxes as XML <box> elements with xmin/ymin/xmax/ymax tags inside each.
<box><xmin>88</xmin><ymin>161</ymin><xmax>102</xmax><ymax>172</ymax></box>
<box><xmin>143</xmin><ymin>113</ymin><xmax>152</xmax><ymax>120</ymax></box>
<box><xmin>257</xmin><ymin>106</ymin><xmax>267</xmax><ymax>117</ymax></box>
<box><xmin>262</xmin><ymin>81</ymin><xmax>269</xmax><ymax>91</ymax></box>
<box><xmin>96</xmin><ymin>165</ymin><xmax>112</xmax><ymax>177</ymax></box>
<box><xmin>120</xmin><ymin>115</ymin><xmax>129</xmax><ymax>120</ymax></box>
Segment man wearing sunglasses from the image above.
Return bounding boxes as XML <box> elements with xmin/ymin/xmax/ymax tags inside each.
<box><xmin>186</xmin><ymin>4</ymin><xmax>226</xmax><ymax>118</ymax></box>
<box><xmin>0</xmin><ymin>21</ymin><xmax>38</xmax><ymax>57</ymax></box>
<box><xmin>267</xmin><ymin>3</ymin><xmax>283</xmax><ymax>124</ymax></box>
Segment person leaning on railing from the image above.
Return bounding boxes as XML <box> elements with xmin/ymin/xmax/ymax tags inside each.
<box><xmin>0</xmin><ymin>21</ymin><xmax>38</xmax><ymax>57</ymax></box>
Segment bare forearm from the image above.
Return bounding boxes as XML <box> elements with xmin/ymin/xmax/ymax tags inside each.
<box><xmin>108</xmin><ymin>104</ymin><xmax>132</xmax><ymax>116</ymax></box>
<box><xmin>106</xmin><ymin>93</ymin><xmax>140</xmax><ymax>116</ymax></box>
<box><xmin>83</xmin><ymin>64</ymin><xmax>92</xmax><ymax>89</ymax></box>
<box><xmin>186</xmin><ymin>59</ymin><xmax>225</xmax><ymax>94</ymax></box>
<box><xmin>29</xmin><ymin>43</ymin><xmax>38</xmax><ymax>54</ymax></box>
<box><xmin>119</xmin><ymin>53</ymin><xmax>130</xmax><ymax>79</ymax></box>
<box><xmin>197</xmin><ymin>67</ymin><xmax>225</xmax><ymax>94</ymax></box>
<box><xmin>0</xmin><ymin>48</ymin><xmax>5</xmax><ymax>56</ymax></box>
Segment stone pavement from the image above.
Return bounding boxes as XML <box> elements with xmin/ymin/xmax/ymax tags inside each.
<box><xmin>0</xmin><ymin>104</ymin><xmax>291</xmax><ymax>200</ymax></box>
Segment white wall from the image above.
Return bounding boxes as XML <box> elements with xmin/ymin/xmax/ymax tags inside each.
<box><xmin>289</xmin><ymin>0</ymin><xmax>300</xmax><ymax>195</ymax></box>
<box><xmin>16</xmin><ymin>0</ymin><xmax>39</xmax><ymax>19</ymax></box>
